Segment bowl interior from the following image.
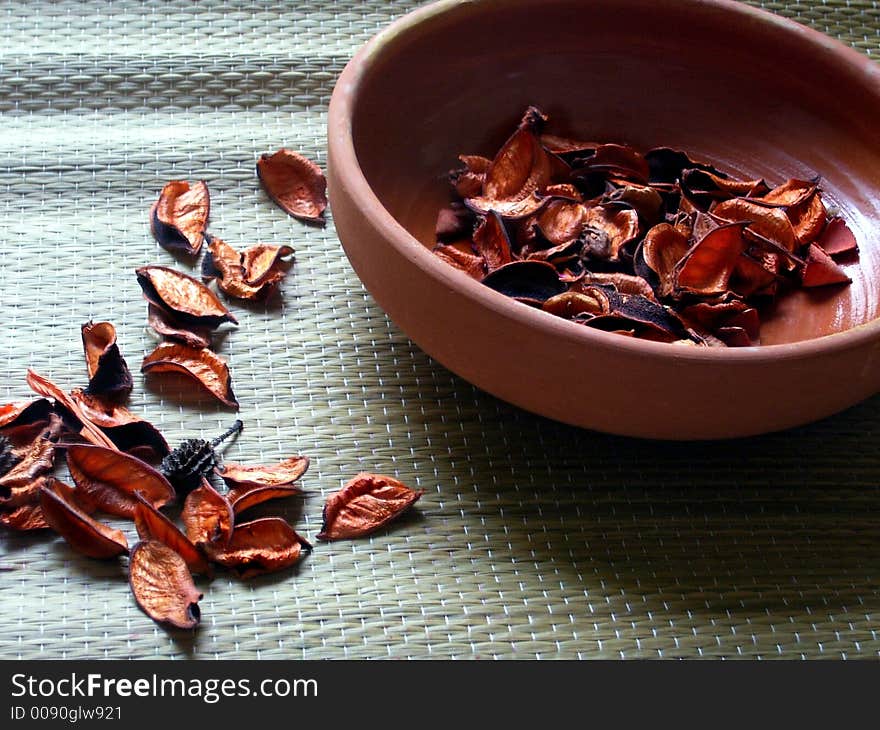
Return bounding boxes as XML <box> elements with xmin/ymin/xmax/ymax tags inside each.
<box><xmin>350</xmin><ymin>0</ymin><xmax>880</xmax><ymax>345</ymax></box>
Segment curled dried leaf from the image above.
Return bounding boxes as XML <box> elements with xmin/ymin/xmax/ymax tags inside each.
<box><xmin>712</xmin><ymin>198</ymin><xmax>797</xmax><ymax>252</ymax></box>
<box><xmin>81</xmin><ymin>321</ymin><xmax>133</xmax><ymax>399</ymax></box>
<box><xmin>181</xmin><ymin>480</ymin><xmax>233</xmax><ymax>548</ymax></box>
<box><xmin>208</xmin><ymin>517</ymin><xmax>311</xmax><ymax>578</ymax></box>
<box><xmin>481</xmin><ymin>260</ymin><xmax>566</xmax><ymax>304</ymax></box>
<box><xmin>66</xmin><ymin>443</ymin><xmax>175</xmax><ymax>518</ymax></box>
<box><xmin>141</xmin><ymin>343</ymin><xmax>238</xmax><ymax>409</ymax></box>
<box><xmin>146</xmin><ymin>304</ymin><xmax>213</xmax><ymax>349</ymax></box>
<box><xmin>150</xmin><ymin>180</ymin><xmax>210</xmax><ymax>256</ymax></box>
<box><xmin>202</xmin><ymin>235</ymin><xmax>286</xmax><ymax>300</ymax></box>
<box><xmin>317</xmin><ymin>472</ymin><xmax>424</xmax><ymax>541</ymax></box>
<box><xmin>242</xmin><ymin>243</ymin><xmax>295</xmax><ymax>286</ymax></box>
<box><xmin>757</xmin><ymin>177</ymin><xmax>819</xmax><ymax>207</ymax></box>
<box><xmin>129</xmin><ymin>540</ymin><xmax>202</xmax><ymax>629</ymax></box>
<box><xmin>257</xmin><ymin>148</ymin><xmax>327</xmax><ymax>224</ymax></box>
<box><xmin>136</xmin><ymin>265</ymin><xmax>238</xmax><ymax>328</ymax></box>
<box><xmin>39</xmin><ymin>483</ymin><xmax>129</xmax><ymax>559</ymax></box>
<box><xmin>133</xmin><ymin>493</ymin><xmax>210</xmax><ymax>575</ymax></box>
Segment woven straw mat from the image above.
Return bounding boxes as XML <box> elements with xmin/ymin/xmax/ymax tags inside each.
<box><xmin>1</xmin><ymin>0</ymin><xmax>879</xmax><ymax>660</ymax></box>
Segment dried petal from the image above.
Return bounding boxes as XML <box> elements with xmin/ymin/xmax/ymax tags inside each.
<box><xmin>640</xmin><ymin>223</ymin><xmax>691</xmax><ymax>297</ymax></box>
<box><xmin>583</xmin><ymin>272</ymin><xmax>658</xmax><ymax>301</ymax></box>
<box><xmin>433</xmin><ymin>243</ymin><xmax>486</xmax><ymax>279</ymax></box>
<box><xmin>150</xmin><ymin>180</ymin><xmax>210</xmax><ymax>256</ymax></box>
<box><xmin>141</xmin><ymin>343</ymin><xmax>238</xmax><ymax>409</ymax></box>
<box><xmin>583</xmin><ymin>143</ymin><xmax>649</xmax><ymax>184</ymax></box>
<box><xmin>481</xmin><ymin>260</ymin><xmax>566</xmax><ymax>304</ymax></box>
<box><xmin>136</xmin><ymin>265</ymin><xmax>237</xmax><ymax>328</ymax></box>
<box><xmin>681</xmin><ymin>168</ymin><xmax>769</xmax><ymax>208</ymax></box>
<box><xmin>539</xmin><ymin>133</ymin><xmax>598</xmax><ymax>157</ymax></box>
<box><xmin>129</xmin><ymin>540</ymin><xmax>202</xmax><ymax>629</ymax></box>
<box><xmin>133</xmin><ymin>493</ymin><xmax>210</xmax><ymax>575</ymax></box>
<box><xmin>208</xmin><ymin>517</ymin><xmax>311</xmax><ymax>578</ymax></box>
<box><xmin>801</xmin><ymin>244</ymin><xmax>851</xmax><ymax>287</ymax></box>
<box><xmin>712</xmin><ymin>198</ymin><xmax>797</xmax><ymax>252</ymax></box>
<box><xmin>757</xmin><ymin>178</ymin><xmax>819</xmax><ymax>207</ymax></box>
<box><xmin>218</xmin><ymin>456</ymin><xmax>310</xmax><ymax>490</ymax></box>
<box><xmin>202</xmin><ymin>235</ymin><xmax>283</xmax><ymax>301</ymax></box>
<box><xmin>0</xmin><ymin>398</ymin><xmax>53</xmax><ymax>429</ymax></box>
<box><xmin>39</xmin><ymin>483</ymin><xmax>129</xmax><ymax>559</ymax></box>
<box><xmin>435</xmin><ymin>203</ymin><xmax>475</xmax><ymax>243</ymax></box>
<box><xmin>675</xmin><ymin>221</ymin><xmax>750</xmax><ymax>296</ymax></box>
<box><xmin>817</xmin><ymin>217</ymin><xmax>858</xmax><ymax>256</ymax></box>
<box><xmin>257</xmin><ymin>148</ymin><xmax>327</xmax><ymax>224</ymax></box>
<box><xmin>542</xmin><ymin>289</ymin><xmax>611</xmax><ymax>319</ymax></box>
<box><xmin>532</xmin><ymin>199</ymin><xmax>586</xmax><ymax>246</ymax></box>
<box><xmin>472</xmin><ymin>212</ymin><xmax>513</xmax><ymax>271</ymax></box>
<box><xmin>242</xmin><ymin>243</ymin><xmax>295</xmax><ymax>286</ymax></box>
<box><xmin>317</xmin><ymin>472</ymin><xmax>424</xmax><ymax>541</ymax></box>
<box><xmin>645</xmin><ymin>147</ymin><xmax>721</xmax><ymax>185</ymax></box>
<box><xmin>582</xmin><ymin>205</ymin><xmax>640</xmax><ymax>260</ymax></box>
<box><xmin>146</xmin><ymin>304</ymin><xmax>213</xmax><ymax>349</ymax></box>
<box><xmin>25</xmin><ymin>370</ymin><xmax>117</xmax><ymax>449</ymax></box>
<box><xmin>0</xmin><ymin>501</ymin><xmax>50</xmax><ymax>531</ymax></box>
<box><xmin>0</xmin><ymin>425</ymin><xmax>56</xmax><ymax>506</ymax></box>
<box><xmin>81</xmin><ymin>321</ymin><xmax>133</xmax><ymax>399</ymax></box>
<box><xmin>787</xmin><ymin>190</ymin><xmax>827</xmax><ymax>245</ymax></box>
<box><xmin>181</xmin><ymin>480</ymin><xmax>233</xmax><ymax>548</ymax></box>
<box><xmin>66</xmin><ymin>443</ymin><xmax>175</xmax><ymax>518</ymax></box>
<box><xmin>69</xmin><ymin>389</ymin><xmax>170</xmax><ymax>459</ymax></box>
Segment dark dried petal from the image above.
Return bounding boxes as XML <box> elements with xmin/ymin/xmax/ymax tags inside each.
<box><xmin>582</xmin><ymin>205</ymin><xmax>640</xmax><ymax>261</ymax></box>
<box><xmin>317</xmin><ymin>473</ymin><xmax>424</xmax><ymax>541</ymax></box>
<box><xmin>142</xmin><ymin>343</ymin><xmax>238</xmax><ymax>409</ymax></box>
<box><xmin>681</xmin><ymin>168</ymin><xmax>769</xmax><ymax>208</ymax></box>
<box><xmin>129</xmin><ymin>540</ymin><xmax>202</xmax><ymax>629</ymax></box>
<box><xmin>645</xmin><ymin>147</ymin><xmax>721</xmax><ymax>184</ymax></box>
<box><xmin>147</xmin><ymin>304</ymin><xmax>213</xmax><ymax>349</ymax></box>
<box><xmin>257</xmin><ymin>148</ymin><xmax>327</xmax><ymax>224</ymax></box>
<box><xmin>472</xmin><ymin>212</ymin><xmax>513</xmax><ymax>271</ymax></box>
<box><xmin>81</xmin><ymin>321</ymin><xmax>133</xmax><ymax>399</ymax></box>
<box><xmin>69</xmin><ymin>389</ymin><xmax>169</xmax><ymax>460</ymax></box>
<box><xmin>481</xmin><ymin>260</ymin><xmax>566</xmax><ymax>304</ymax></box>
<box><xmin>435</xmin><ymin>203</ymin><xmax>476</xmax><ymax>243</ymax></box>
<box><xmin>39</xmin><ymin>483</ymin><xmax>129</xmax><ymax>559</ymax></box>
<box><xmin>150</xmin><ymin>180</ymin><xmax>210</xmax><ymax>256</ymax></box>
<box><xmin>136</xmin><ymin>265</ymin><xmax>238</xmax><ymax>328</ymax></box>
<box><xmin>582</xmin><ymin>143</ymin><xmax>649</xmax><ymax>184</ymax></box>
<box><xmin>208</xmin><ymin>517</ymin><xmax>311</xmax><ymax>578</ymax></box>
<box><xmin>0</xmin><ymin>398</ymin><xmax>53</xmax><ymax>430</ymax></box>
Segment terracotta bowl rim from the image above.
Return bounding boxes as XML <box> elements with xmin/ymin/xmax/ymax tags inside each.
<box><xmin>328</xmin><ymin>0</ymin><xmax>880</xmax><ymax>364</ymax></box>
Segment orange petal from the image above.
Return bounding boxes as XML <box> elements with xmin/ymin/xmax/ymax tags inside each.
<box><xmin>136</xmin><ymin>265</ymin><xmax>237</xmax><ymax>328</ymax></box>
<box><xmin>133</xmin><ymin>493</ymin><xmax>210</xmax><ymax>575</ymax></box>
<box><xmin>816</xmin><ymin>217</ymin><xmax>858</xmax><ymax>256</ymax></box>
<box><xmin>712</xmin><ymin>198</ymin><xmax>797</xmax><ymax>252</ymax></box>
<box><xmin>150</xmin><ymin>180</ymin><xmax>210</xmax><ymax>256</ymax></box>
<box><xmin>640</xmin><ymin>223</ymin><xmax>691</xmax><ymax>297</ymax></box>
<box><xmin>218</xmin><ymin>456</ymin><xmax>310</xmax><ymax>490</ymax></box>
<box><xmin>472</xmin><ymin>212</ymin><xmax>514</xmax><ymax>271</ymax></box>
<box><xmin>39</xmin><ymin>483</ymin><xmax>129</xmax><ymax>559</ymax></box>
<box><xmin>129</xmin><ymin>540</ymin><xmax>202</xmax><ymax>629</ymax></box>
<box><xmin>201</xmin><ymin>235</ymin><xmax>278</xmax><ymax>301</ymax></box>
<box><xmin>141</xmin><ymin>343</ymin><xmax>238</xmax><ymax>409</ymax></box>
<box><xmin>675</xmin><ymin>221</ymin><xmax>749</xmax><ymax>296</ymax></box>
<box><xmin>801</xmin><ymin>244</ymin><xmax>851</xmax><ymax>287</ymax></box>
<box><xmin>257</xmin><ymin>149</ymin><xmax>327</xmax><ymax>224</ymax></box>
<box><xmin>433</xmin><ymin>243</ymin><xmax>486</xmax><ymax>279</ymax></box>
<box><xmin>146</xmin><ymin>304</ymin><xmax>213</xmax><ymax>349</ymax></box>
<box><xmin>69</xmin><ymin>389</ymin><xmax>169</xmax><ymax>459</ymax></box>
<box><xmin>242</xmin><ymin>244</ymin><xmax>295</xmax><ymax>286</ymax></box>
<box><xmin>181</xmin><ymin>480</ymin><xmax>233</xmax><ymax>548</ymax></box>
<box><xmin>208</xmin><ymin>517</ymin><xmax>311</xmax><ymax>578</ymax></box>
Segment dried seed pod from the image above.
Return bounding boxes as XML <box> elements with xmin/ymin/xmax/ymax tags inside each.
<box><xmin>801</xmin><ymin>244</ymin><xmax>851</xmax><ymax>287</ymax></box>
<box><xmin>81</xmin><ymin>321</ymin><xmax>133</xmax><ymax>399</ymax></box>
<box><xmin>160</xmin><ymin>420</ymin><xmax>243</xmax><ymax>494</ymax></box>
<box><xmin>208</xmin><ymin>517</ymin><xmax>311</xmax><ymax>579</ymax></box>
<box><xmin>136</xmin><ymin>265</ymin><xmax>238</xmax><ymax>329</ymax></box>
<box><xmin>129</xmin><ymin>540</ymin><xmax>202</xmax><ymax>629</ymax></box>
<box><xmin>146</xmin><ymin>304</ymin><xmax>213</xmax><ymax>350</ymax></box>
<box><xmin>39</xmin><ymin>483</ymin><xmax>129</xmax><ymax>559</ymax></box>
<box><xmin>142</xmin><ymin>343</ymin><xmax>238</xmax><ymax>409</ymax></box>
<box><xmin>181</xmin><ymin>480</ymin><xmax>233</xmax><ymax>548</ymax></box>
<box><xmin>257</xmin><ymin>149</ymin><xmax>327</xmax><ymax>224</ymax></box>
<box><xmin>674</xmin><ymin>222</ymin><xmax>750</xmax><ymax>296</ymax></box>
<box><xmin>150</xmin><ymin>180</ymin><xmax>210</xmax><ymax>256</ymax></box>
<box><xmin>66</xmin><ymin>443</ymin><xmax>175</xmax><ymax>518</ymax></box>
<box><xmin>481</xmin><ymin>260</ymin><xmax>566</xmax><ymax>304</ymax></box>
<box><xmin>317</xmin><ymin>472</ymin><xmax>425</xmax><ymax>541</ymax></box>
<box><xmin>133</xmin><ymin>493</ymin><xmax>210</xmax><ymax>575</ymax></box>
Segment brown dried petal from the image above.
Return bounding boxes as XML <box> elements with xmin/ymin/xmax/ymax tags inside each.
<box><xmin>712</xmin><ymin>198</ymin><xmax>797</xmax><ymax>252</ymax></box>
<box><xmin>582</xmin><ymin>205</ymin><xmax>640</xmax><ymax>260</ymax></box>
<box><xmin>218</xmin><ymin>456</ymin><xmax>310</xmax><ymax>490</ymax></box>
<box><xmin>150</xmin><ymin>180</ymin><xmax>210</xmax><ymax>256</ymax></box>
<box><xmin>539</xmin><ymin>133</ymin><xmax>598</xmax><ymax>156</ymax></box>
<box><xmin>202</xmin><ymin>235</ymin><xmax>270</xmax><ymax>300</ymax></box>
<box><xmin>147</xmin><ymin>304</ymin><xmax>213</xmax><ymax>349</ymax></box>
<box><xmin>26</xmin><ymin>370</ymin><xmax>117</xmax><ymax>449</ymax></box>
<box><xmin>69</xmin><ymin>389</ymin><xmax>169</xmax><ymax>459</ymax></box>
<box><xmin>317</xmin><ymin>472</ymin><xmax>424</xmax><ymax>541</ymax></box>
<box><xmin>208</xmin><ymin>517</ymin><xmax>311</xmax><ymax>578</ymax></box>
<box><xmin>533</xmin><ymin>199</ymin><xmax>586</xmax><ymax>246</ymax></box>
<box><xmin>257</xmin><ymin>148</ymin><xmax>327</xmax><ymax>224</ymax></box>
<box><xmin>81</xmin><ymin>321</ymin><xmax>133</xmax><ymax>399</ymax></box>
<box><xmin>136</xmin><ymin>265</ymin><xmax>238</xmax><ymax>328</ymax></box>
<box><xmin>141</xmin><ymin>343</ymin><xmax>238</xmax><ymax>409</ymax></box>
<box><xmin>66</xmin><ymin>443</ymin><xmax>175</xmax><ymax>518</ymax></box>
<box><xmin>0</xmin><ymin>429</ymin><xmax>56</xmax><ymax>506</ymax></box>
<box><xmin>242</xmin><ymin>244</ymin><xmax>295</xmax><ymax>286</ymax></box>
<box><xmin>817</xmin><ymin>217</ymin><xmax>858</xmax><ymax>256</ymax></box>
<box><xmin>584</xmin><ymin>143</ymin><xmax>649</xmax><ymax>184</ymax></box>
<box><xmin>481</xmin><ymin>260</ymin><xmax>566</xmax><ymax>304</ymax></box>
<box><xmin>801</xmin><ymin>244</ymin><xmax>851</xmax><ymax>287</ymax></box>
<box><xmin>133</xmin><ymin>493</ymin><xmax>210</xmax><ymax>575</ymax></box>
<box><xmin>181</xmin><ymin>480</ymin><xmax>233</xmax><ymax>548</ymax></box>
<box><xmin>681</xmin><ymin>168</ymin><xmax>769</xmax><ymax>208</ymax></box>
<box><xmin>129</xmin><ymin>540</ymin><xmax>202</xmax><ymax>629</ymax></box>
<box><xmin>641</xmin><ymin>223</ymin><xmax>691</xmax><ymax>297</ymax></box>
<box><xmin>583</xmin><ymin>272</ymin><xmax>658</xmax><ymax>301</ymax></box>
<box><xmin>787</xmin><ymin>191</ymin><xmax>827</xmax><ymax>246</ymax></box>
<box><xmin>757</xmin><ymin>178</ymin><xmax>819</xmax><ymax>207</ymax></box>
<box><xmin>0</xmin><ymin>398</ymin><xmax>53</xmax><ymax>429</ymax></box>
<box><xmin>0</xmin><ymin>502</ymin><xmax>50</xmax><ymax>531</ymax></box>
<box><xmin>472</xmin><ymin>212</ymin><xmax>513</xmax><ymax>271</ymax></box>
<box><xmin>432</xmin><ymin>243</ymin><xmax>486</xmax><ymax>279</ymax></box>
<box><xmin>39</xmin><ymin>484</ymin><xmax>129</xmax><ymax>559</ymax></box>
<box><xmin>542</xmin><ymin>290</ymin><xmax>611</xmax><ymax>319</ymax></box>
<box><xmin>675</xmin><ymin>221</ymin><xmax>749</xmax><ymax>296</ymax></box>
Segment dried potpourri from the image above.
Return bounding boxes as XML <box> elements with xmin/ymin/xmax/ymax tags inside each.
<box><xmin>257</xmin><ymin>148</ymin><xmax>327</xmax><ymax>225</ymax></box>
<box><xmin>160</xmin><ymin>420</ymin><xmax>243</xmax><ymax>493</ymax></box>
<box><xmin>201</xmin><ymin>234</ymin><xmax>294</xmax><ymax>301</ymax></box>
<box><xmin>431</xmin><ymin>106</ymin><xmax>860</xmax><ymax>346</ymax></box>
<box><xmin>141</xmin><ymin>342</ymin><xmax>238</xmax><ymax>409</ymax></box>
<box><xmin>150</xmin><ymin>180</ymin><xmax>210</xmax><ymax>256</ymax></box>
<box><xmin>129</xmin><ymin>540</ymin><xmax>203</xmax><ymax>629</ymax></box>
<box><xmin>81</xmin><ymin>321</ymin><xmax>133</xmax><ymax>399</ymax></box>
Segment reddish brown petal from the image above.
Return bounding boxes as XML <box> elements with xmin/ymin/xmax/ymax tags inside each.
<box><xmin>539</xmin><ymin>133</ymin><xmax>599</xmax><ymax>156</ymax></box>
<box><xmin>242</xmin><ymin>244</ymin><xmax>295</xmax><ymax>286</ymax></box>
<box><xmin>81</xmin><ymin>321</ymin><xmax>133</xmax><ymax>399</ymax></box>
<box><xmin>181</xmin><ymin>480</ymin><xmax>233</xmax><ymax>548</ymax></box>
<box><xmin>202</xmin><ymin>235</ymin><xmax>273</xmax><ymax>300</ymax></box>
<box><xmin>39</xmin><ymin>484</ymin><xmax>129</xmax><ymax>559</ymax></box>
<box><xmin>218</xmin><ymin>456</ymin><xmax>310</xmax><ymax>490</ymax></box>
<box><xmin>730</xmin><ymin>251</ymin><xmax>781</xmax><ymax>298</ymax></box>
<box><xmin>582</xmin><ymin>205</ymin><xmax>640</xmax><ymax>260</ymax></box>
<box><xmin>0</xmin><ymin>475</ymin><xmax>49</xmax><ymax>510</ymax></box>
<box><xmin>146</xmin><ymin>304</ymin><xmax>213</xmax><ymax>349</ymax></box>
<box><xmin>584</xmin><ymin>272</ymin><xmax>658</xmax><ymax>301</ymax></box>
<box><xmin>129</xmin><ymin>540</ymin><xmax>202</xmax><ymax>629</ymax></box>
<box><xmin>257</xmin><ymin>148</ymin><xmax>327</xmax><ymax>224</ymax></box>
<box><xmin>150</xmin><ymin>180</ymin><xmax>210</xmax><ymax>256</ymax></box>
<box><xmin>0</xmin><ymin>427</ymin><xmax>56</xmax><ymax>506</ymax></box>
<box><xmin>757</xmin><ymin>178</ymin><xmax>818</xmax><ymax>207</ymax></box>
<box><xmin>227</xmin><ymin>486</ymin><xmax>303</xmax><ymax>516</ymax></box>
<box><xmin>712</xmin><ymin>198</ymin><xmax>797</xmax><ymax>252</ymax></box>
<box><xmin>136</xmin><ymin>265</ymin><xmax>238</xmax><ymax>328</ymax></box>
<box><xmin>133</xmin><ymin>493</ymin><xmax>210</xmax><ymax>575</ymax></box>
<box><xmin>69</xmin><ymin>389</ymin><xmax>169</xmax><ymax>459</ymax></box>
<box><xmin>681</xmin><ymin>168</ymin><xmax>769</xmax><ymax>208</ymax></box>
<box><xmin>0</xmin><ymin>501</ymin><xmax>50</xmax><ymax>531</ymax></box>
<box><xmin>675</xmin><ymin>221</ymin><xmax>750</xmax><ymax>296</ymax></box>
<box><xmin>66</xmin><ymin>443</ymin><xmax>175</xmax><ymax>518</ymax></box>
<box><xmin>317</xmin><ymin>472</ymin><xmax>424</xmax><ymax>541</ymax></box>
<box><xmin>208</xmin><ymin>517</ymin><xmax>311</xmax><ymax>578</ymax></box>
<box><xmin>817</xmin><ymin>217</ymin><xmax>858</xmax><ymax>256</ymax></box>
<box><xmin>0</xmin><ymin>398</ymin><xmax>53</xmax><ymax>429</ymax></box>
<box><xmin>141</xmin><ymin>343</ymin><xmax>238</xmax><ymax>409</ymax></box>
<box><xmin>542</xmin><ymin>289</ymin><xmax>611</xmax><ymax>319</ymax></box>
<box><xmin>532</xmin><ymin>199</ymin><xmax>586</xmax><ymax>246</ymax></box>
<box><xmin>26</xmin><ymin>370</ymin><xmax>117</xmax><ymax>449</ymax></box>
<box><xmin>787</xmin><ymin>191</ymin><xmax>827</xmax><ymax>245</ymax></box>
<box><xmin>433</xmin><ymin>243</ymin><xmax>486</xmax><ymax>279</ymax></box>
<box><xmin>584</xmin><ymin>143</ymin><xmax>649</xmax><ymax>184</ymax></box>
<box><xmin>801</xmin><ymin>244</ymin><xmax>851</xmax><ymax>287</ymax></box>
<box><xmin>641</xmin><ymin>223</ymin><xmax>691</xmax><ymax>297</ymax></box>
<box><xmin>472</xmin><ymin>212</ymin><xmax>513</xmax><ymax>271</ymax></box>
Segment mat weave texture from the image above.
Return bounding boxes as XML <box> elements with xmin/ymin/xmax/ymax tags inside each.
<box><xmin>1</xmin><ymin>0</ymin><xmax>879</xmax><ymax>660</ymax></box>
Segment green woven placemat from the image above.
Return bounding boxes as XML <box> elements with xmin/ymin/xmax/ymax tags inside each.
<box><xmin>1</xmin><ymin>0</ymin><xmax>878</xmax><ymax>660</ymax></box>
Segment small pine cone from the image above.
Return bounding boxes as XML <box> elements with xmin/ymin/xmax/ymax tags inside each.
<box><xmin>160</xmin><ymin>420</ymin><xmax>243</xmax><ymax>494</ymax></box>
<box><xmin>0</xmin><ymin>435</ymin><xmax>18</xmax><ymax>477</ymax></box>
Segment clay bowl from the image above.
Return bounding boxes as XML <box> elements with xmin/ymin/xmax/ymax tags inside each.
<box><xmin>327</xmin><ymin>0</ymin><xmax>880</xmax><ymax>439</ymax></box>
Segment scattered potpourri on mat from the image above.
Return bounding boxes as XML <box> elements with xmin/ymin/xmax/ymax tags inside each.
<box><xmin>0</xmin><ymin>149</ymin><xmax>425</xmax><ymax>630</ymax></box>
<box><xmin>433</xmin><ymin>107</ymin><xmax>859</xmax><ymax>346</ymax></box>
